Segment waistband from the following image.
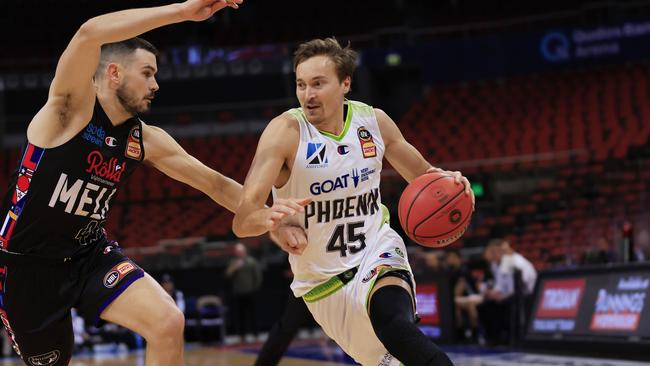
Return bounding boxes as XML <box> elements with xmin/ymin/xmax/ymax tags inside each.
<box><xmin>303</xmin><ymin>266</ymin><xmax>358</xmax><ymax>303</ymax></box>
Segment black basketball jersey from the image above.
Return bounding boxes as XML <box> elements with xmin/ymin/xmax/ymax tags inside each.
<box><xmin>0</xmin><ymin>101</ymin><xmax>144</xmax><ymax>258</ymax></box>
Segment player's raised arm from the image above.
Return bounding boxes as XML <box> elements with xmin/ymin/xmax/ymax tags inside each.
<box><xmin>233</xmin><ymin>114</ymin><xmax>311</xmax><ymax>237</ymax></box>
<box><xmin>29</xmin><ymin>0</ymin><xmax>242</xmax><ymax>146</ymax></box>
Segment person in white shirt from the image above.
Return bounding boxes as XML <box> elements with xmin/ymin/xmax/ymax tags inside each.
<box><xmin>479</xmin><ymin>238</ymin><xmax>537</xmax><ymax>346</ymax></box>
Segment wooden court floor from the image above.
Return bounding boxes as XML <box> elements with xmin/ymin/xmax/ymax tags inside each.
<box><xmin>2</xmin><ymin>347</ymin><xmax>347</xmax><ymax>366</ymax></box>
<box><xmin>2</xmin><ymin>343</ymin><xmax>649</xmax><ymax>366</ymax></box>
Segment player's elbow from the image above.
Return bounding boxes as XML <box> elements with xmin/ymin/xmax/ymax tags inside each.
<box><xmin>76</xmin><ymin>19</ymin><xmax>103</xmax><ymax>45</ymax></box>
<box><xmin>232</xmin><ymin>214</ymin><xmax>249</xmax><ymax>238</ymax></box>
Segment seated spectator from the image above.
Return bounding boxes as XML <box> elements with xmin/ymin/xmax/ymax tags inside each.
<box><xmin>444</xmin><ymin>250</ymin><xmax>481</xmax><ymax>343</ymax></box>
<box><xmin>477</xmin><ymin>238</ymin><xmax>537</xmax><ymax>346</ymax></box>
<box><xmin>582</xmin><ymin>236</ymin><xmax>617</xmax><ymax>265</ymax></box>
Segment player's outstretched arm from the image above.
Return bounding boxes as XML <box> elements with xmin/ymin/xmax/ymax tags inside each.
<box><xmin>233</xmin><ymin>115</ymin><xmax>311</xmax><ymax>238</ymax></box>
<box><xmin>29</xmin><ymin>0</ymin><xmax>243</xmax><ymax>147</ymax></box>
<box><xmin>142</xmin><ymin>123</ymin><xmax>244</xmax><ymax>212</ymax></box>
<box><xmin>142</xmin><ymin>122</ymin><xmax>310</xmax><ymax>246</ymax></box>
<box><xmin>376</xmin><ymin>108</ymin><xmax>474</xmax><ymax>206</ymax></box>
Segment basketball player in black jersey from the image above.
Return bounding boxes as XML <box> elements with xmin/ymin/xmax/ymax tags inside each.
<box><xmin>0</xmin><ymin>1</ymin><xmax>308</xmax><ymax>365</ymax></box>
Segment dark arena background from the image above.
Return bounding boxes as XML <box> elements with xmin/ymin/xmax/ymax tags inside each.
<box><xmin>1</xmin><ymin>0</ymin><xmax>650</xmax><ymax>365</ymax></box>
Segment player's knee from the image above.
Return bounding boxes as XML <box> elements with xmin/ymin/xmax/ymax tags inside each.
<box><xmin>369</xmin><ymin>285</ymin><xmax>414</xmax><ymax>339</ymax></box>
<box><xmin>146</xmin><ymin>305</ymin><xmax>185</xmax><ymax>342</ymax></box>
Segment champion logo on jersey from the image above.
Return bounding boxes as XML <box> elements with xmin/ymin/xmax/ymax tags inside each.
<box><xmin>337</xmin><ymin>145</ymin><xmax>350</xmax><ymax>155</ymax></box>
<box><xmin>105</xmin><ymin>136</ymin><xmax>117</xmax><ymax>147</ymax></box>
<box><xmin>306</xmin><ymin>142</ymin><xmax>328</xmax><ymax>168</ymax></box>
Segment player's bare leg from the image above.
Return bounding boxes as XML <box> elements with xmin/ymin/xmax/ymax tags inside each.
<box><xmin>100</xmin><ymin>273</ymin><xmax>185</xmax><ymax>366</ymax></box>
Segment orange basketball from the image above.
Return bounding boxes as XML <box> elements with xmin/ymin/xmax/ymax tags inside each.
<box><xmin>398</xmin><ymin>172</ymin><xmax>473</xmax><ymax>248</ymax></box>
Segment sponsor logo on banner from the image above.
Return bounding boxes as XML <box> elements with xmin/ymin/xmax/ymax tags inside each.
<box><xmin>536</xmin><ymin>279</ymin><xmax>586</xmax><ymax>318</ymax></box>
<box><xmin>306</xmin><ymin>142</ymin><xmax>328</xmax><ymax>168</ymax></box>
<box><xmin>417</xmin><ymin>284</ymin><xmax>440</xmax><ymax>325</ymax></box>
<box><xmin>590</xmin><ymin>276</ymin><xmax>649</xmax><ymax>332</ymax></box>
<box><xmin>28</xmin><ymin>350</ymin><xmax>60</xmax><ymax>366</ymax></box>
<box><xmin>532</xmin><ymin>278</ymin><xmax>586</xmax><ymax>332</ymax></box>
<box><xmin>125</xmin><ymin>126</ymin><xmax>142</xmax><ymax>160</ymax></box>
<box><xmin>82</xmin><ymin>123</ymin><xmax>106</xmax><ymax>146</ymax></box>
<box><xmin>357</xmin><ymin>127</ymin><xmax>377</xmax><ymax>158</ymax></box>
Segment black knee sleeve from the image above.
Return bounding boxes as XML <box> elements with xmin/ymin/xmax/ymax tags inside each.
<box><xmin>369</xmin><ymin>285</ymin><xmax>454</xmax><ymax>366</ymax></box>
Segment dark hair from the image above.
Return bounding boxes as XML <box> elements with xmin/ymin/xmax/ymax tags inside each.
<box><xmin>293</xmin><ymin>37</ymin><xmax>358</xmax><ymax>82</ymax></box>
<box><xmin>94</xmin><ymin>37</ymin><xmax>159</xmax><ymax>79</ymax></box>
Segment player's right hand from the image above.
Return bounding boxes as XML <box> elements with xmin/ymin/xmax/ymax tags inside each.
<box><xmin>264</xmin><ymin>198</ymin><xmax>312</xmax><ymax>232</ymax></box>
<box><xmin>271</xmin><ymin>225</ymin><xmax>308</xmax><ymax>255</ymax></box>
<box><xmin>181</xmin><ymin>0</ymin><xmax>243</xmax><ymax>22</ymax></box>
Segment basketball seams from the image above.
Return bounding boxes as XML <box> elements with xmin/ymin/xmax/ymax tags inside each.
<box><xmin>413</xmin><ymin>203</ymin><xmax>472</xmax><ymax>239</ymax></box>
<box><xmin>411</xmin><ymin>180</ymin><xmax>465</xmax><ymax>235</ymax></box>
<box><xmin>403</xmin><ymin>174</ymin><xmax>450</xmax><ymax>234</ymax></box>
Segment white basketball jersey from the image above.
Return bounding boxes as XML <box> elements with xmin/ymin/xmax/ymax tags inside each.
<box><xmin>273</xmin><ymin>100</ymin><xmax>387</xmax><ymax>296</ymax></box>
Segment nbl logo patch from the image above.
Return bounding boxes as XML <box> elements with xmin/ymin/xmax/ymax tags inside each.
<box><xmin>306</xmin><ymin>142</ymin><xmax>328</xmax><ymax>168</ymax></box>
<box><xmin>357</xmin><ymin>127</ymin><xmax>377</xmax><ymax>158</ymax></box>
<box><xmin>125</xmin><ymin>125</ymin><xmax>142</xmax><ymax>160</ymax></box>
<box><xmin>103</xmin><ymin>261</ymin><xmax>136</xmax><ymax>288</ymax></box>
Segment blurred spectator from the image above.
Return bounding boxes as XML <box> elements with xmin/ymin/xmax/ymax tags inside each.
<box><xmin>634</xmin><ymin>229</ymin><xmax>650</xmax><ymax>262</ymax></box>
<box><xmin>497</xmin><ymin>240</ymin><xmax>537</xmax><ymax>296</ymax></box>
<box><xmin>226</xmin><ymin>242</ymin><xmax>262</xmax><ymax>343</ymax></box>
<box><xmin>161</xmin><ymin>274</ymin><xmax>186</xmax><ymax>313</ymax></box>
<box><xmin>582</xmin><ymin>236</ymin><xmax>617</xmax><ymax>265</ymax></box>
<box><xmin>444</xmin><ymin>250</ymin><xmax>481</xmax><ymax>343</ymax></box>
<box><xmin>477</xmin><ymin>238</ymin><xmax>537</xmax><ymax>346</ymax></box>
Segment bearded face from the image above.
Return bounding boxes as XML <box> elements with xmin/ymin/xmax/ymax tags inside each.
<box><xmin>116</xmin><ymin>77</ymin><xmax>155</xmax><ymax>115</ymax></box>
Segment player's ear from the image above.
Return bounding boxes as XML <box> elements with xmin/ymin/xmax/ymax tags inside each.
<box><xmin>342</xmin><ymin>76</ymin><xmax>351</xmax><ymax>94</ymax></box>
<box><xmin>107</xmin><ymin>63</ymin><xmax>121</xmax><ymax>84</ymax></box>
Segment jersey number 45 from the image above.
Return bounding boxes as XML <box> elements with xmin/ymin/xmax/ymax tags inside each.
<box><xmin>326</xmin><ymin>221</ymin><xmax>367</xmax><ymax>257</ymax></box>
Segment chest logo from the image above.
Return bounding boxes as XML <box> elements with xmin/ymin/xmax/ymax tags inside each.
<box><xmin>306</xmin><ymin>142</ymin><xmax>328</xmax><ymax>168</ymax></box>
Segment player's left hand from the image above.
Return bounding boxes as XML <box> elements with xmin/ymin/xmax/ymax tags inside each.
<box><xmin>180</xmin><ymin>0</ymin><xmax>243</xmax><ymax>22</ymax></box>
<box><xmin>270</xmin><ymin>225</ymin><xmax>307</xmax><ymax>255</ymax></box>
<box><xmin>426</xmin><ymin>167</ymin><xmax>475</xmax><ymax>211</ymax></box>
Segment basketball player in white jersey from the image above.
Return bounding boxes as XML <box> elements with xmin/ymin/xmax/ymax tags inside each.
<box><xmin>234</xmin><ymin>38</ymin><xmax>473</xmax><ymax>365</ymax></box>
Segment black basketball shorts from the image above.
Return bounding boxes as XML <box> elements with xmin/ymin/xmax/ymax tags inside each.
<box><xmin>0</xmin><ymin>240</ymin><xmax>144</xmax><ymax>366</ymax></box>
